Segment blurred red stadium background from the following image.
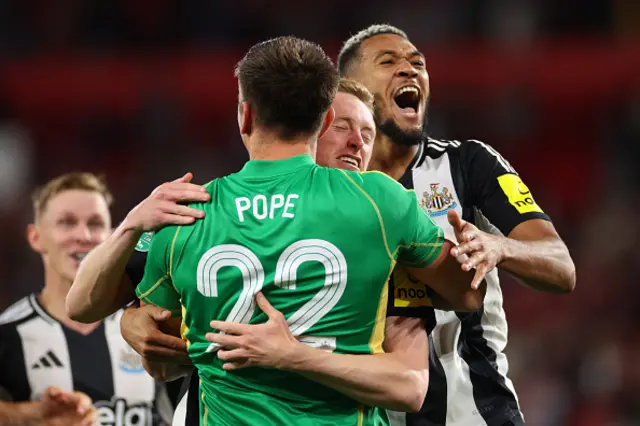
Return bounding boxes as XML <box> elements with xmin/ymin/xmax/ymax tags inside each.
<box><xmin>1</xmin><ymin>1</ymin><xmax>639</xmax><ymax>424</ymax></box>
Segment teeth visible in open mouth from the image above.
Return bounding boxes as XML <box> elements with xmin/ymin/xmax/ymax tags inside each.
<box><xmin>72</xmin><ymin>253</ymin><xmax>87</xmax><ymax>261</ymax></box>
<box><xmin>338</xmin><ymin>156</ymin><xmax>359</xmax><ymax>168</ymax></box>
<box><xmin>394</xmin><ymin>85</ymin><xmax>421</xmax><ymax>113</ymax></box>
<box><xmin>396</xmin><ymin>86</ymin><xmax>419</xmax><ymax>97</ymax></box>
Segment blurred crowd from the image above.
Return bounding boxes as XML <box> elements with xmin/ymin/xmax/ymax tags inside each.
<box><xmin>0</xmin><ymin>1</ymin><xmax>639</xmax><ymax>425</ymax></box>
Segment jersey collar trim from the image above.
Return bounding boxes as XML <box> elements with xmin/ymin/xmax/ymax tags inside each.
<box><xmin>239</xmin><ymin>154</ymin><xmax>315</xmax><ymax>178</ymax></box>
<box><xmin>28</xmin><ymin>293</ymin><xmax>57</xmax><ymax>325</ymax></box>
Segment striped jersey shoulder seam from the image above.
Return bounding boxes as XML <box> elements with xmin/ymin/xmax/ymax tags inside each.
<box><xmin>0</xmin><ymin>296</ymin><xmax>35</xmax><ymax>325</ymax></box>
<box><xmin>466</xmin><ymin>139</ymin><xmax>516</xmax><ymax>174</ymax></box>
<box><xmin>427</xmin><ymin>137</ymin><xmax>462</xmax><ymax>148</ymax></box>
<box><xmin>422</xmin><ymin>138</ymin><xmax>459</xmax><ymax>160</ymax></box>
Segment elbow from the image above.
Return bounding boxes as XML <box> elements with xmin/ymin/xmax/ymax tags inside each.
<box><xmin>402</xmin><ymin>369</ymin><xmax>429</xmax><ymax>413</ymax></box>
<box><xmin>462</xmin><ymin>291</ymin><xmax>484</xmax><ymax>312</ymax></box>
<box><xmin>548</xmin><ymin>244</ymin><xmax>577</xmax><ymax>294</ymax></box>
<box><xmin>65</xmin><ymin>286</ymin><xmax>99</xmax><ymax>324</ymax></box>
<box><xmin>459</xmin><ymin>281</ymin><xmax>487</xmax><ymax>312</ymax></box>
<box><xmin>65</xmin><ymin>291</ymin><xmax>89</xmax><ymax>323</ymax></box>
<box><xmin>545</xmin><ymin>254</ymin><xmax>577</xmax><ymax>294</ymax></box>
<box><xmin>558</xmin><ymin>264</ymin><xmax>577</xmax><ymax>294</ymax></box>
<box><xmin>563</xmin><ymin>255</ymin><xmax>577</xmax><ymax>293</ymax></box>
<box><xmin>67</xmin><ymin>308</ymin><xmax>94</xmax><ymax>324</ymax></box>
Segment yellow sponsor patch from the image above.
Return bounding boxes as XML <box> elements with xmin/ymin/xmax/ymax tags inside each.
<box><xmin>392</xmin><ymin>267</ymin><xmax>433</xmax><ymax>308</ymax></box>
<box><xmin>497</xmin><ymin>174</ymin><xmax>544</xmax><ymax>214</ymax></box>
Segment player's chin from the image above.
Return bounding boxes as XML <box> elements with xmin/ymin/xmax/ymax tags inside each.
<box><xmin>392</xmin><ymin>108</ymin><xmax>423</xmax><ymax>129</ymax></box>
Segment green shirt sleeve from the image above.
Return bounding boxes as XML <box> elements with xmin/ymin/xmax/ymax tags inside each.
<box><xmin>359</xmin><ymin>171</ymin><xmax>445</xmax><ymax>267</ymax></box>
<box><xmin>134</xmin><ymin>226</ymin><xmax>182</xmax><ymax>313</ymax></box>
<box><xmin>397</xmin><ymin>189</ymin><xmax>445</xmax><ymax>267</ymax></box>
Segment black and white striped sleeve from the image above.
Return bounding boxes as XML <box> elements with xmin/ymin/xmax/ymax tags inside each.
<box><xmin>462</xmin><ymin>140</ymin><xmax>550</xmax><ymax>236</ymax></box>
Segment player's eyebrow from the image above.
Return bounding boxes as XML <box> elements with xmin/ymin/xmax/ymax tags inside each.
<box><xmin>374</xmin><ymin>50</ymin><xmax>425</xmax><ymax>62</ymax></box>
<box><xmin>374</xmin><ymin>50</ymin><xmax>397</xmax><ymax>61</ymax></box>
<box><xmin>409</xmin><ymin>50</ymin><xmax>425</xmax><ymax>61</ymax></box>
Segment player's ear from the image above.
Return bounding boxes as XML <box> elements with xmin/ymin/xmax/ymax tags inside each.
<box><xmin>317</xmin><ymin>106</ymin><xmax>335</xmax><ymax>140</ymax></box>
<box><xmin>26</xmin><ymin>223</ymin><xmax>44</xmax><ymax>254</ymax></box>
<box><xmin>238</xmin><ymin>101</ymin><xmax>253</xmax><ymax>136</ymax></box>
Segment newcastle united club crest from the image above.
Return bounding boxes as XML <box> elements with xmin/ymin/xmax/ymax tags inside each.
<box><xmin>421</xmin><ymin>183</ymin><xmax>457</xmax><ymax>217</ymax></box>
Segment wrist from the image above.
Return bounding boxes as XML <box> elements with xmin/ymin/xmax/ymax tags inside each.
<box><xmin>497</xmin><ymin>236</ymin><xmax>516</xmax><ymax>264</ymax></box>
<box><xmin>117</xmin><ymin>217</ymin><xmax>144</xmax><ymax>239</ymax></box>
<box><xmin>18</xmin><ymin>401</ymin><xmax>44</xmax><ymax>425</ymax></box>
<box><xmin>277</xmin><ymin>340</ymin><xmax>319</xmax><ymax>372</ymax></box>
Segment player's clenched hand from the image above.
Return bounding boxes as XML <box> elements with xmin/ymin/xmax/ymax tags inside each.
<box><xmin>121</xmin><ymin>305</ymin><xmax>190</xmax><ymax>364</ymax></box>
<box><xmin>447</xmin><ymin>210</ymin><xmax>505</xmax><ymax>289</ymax></box>
<box><xmin>206</xmin><ymin>292</ymin><xmax>300</xmax><ymax>371</ymax></box>
<box><xmin>123</xmin><ymin>172</ymin><xmax>210</xmax><ymax>232</ymax></box>
<box><xmin>39</xmin><ymin>386</ymin><xmax>97</xmax><ymax>426</ymax></box>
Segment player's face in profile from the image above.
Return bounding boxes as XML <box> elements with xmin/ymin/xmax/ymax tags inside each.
<box><xmin>351</xmin><ymin>34</ymin><xmax>430</xmax><ymax>146</ymax></box>
<box><xmin>316</xmin><ymin>92</ymin><xmax>375</xmax><ymax>172</ymax></box>
<box><xmin>33</xmin><ymin>190</ymin><xmax>111</xmax><ymax>283</ymax></box>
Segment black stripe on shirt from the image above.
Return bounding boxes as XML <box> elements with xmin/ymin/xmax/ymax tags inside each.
<box><xmin>405</xmin><ymin>334</ymin><xmax>448</xmax><ymax>426</ymax></box>
<box><xmin>62</xmin><ymin>323</ymin><xmax>114</xmax><ymax>401</ymax></box>
<box><xmin>0</xmin><ymin>315</ymin><xmax>37</xmax><ymax>401</ymax></box>
<box><xmin>456</xmin><ymin>309</ymin><xmax>521</xmax><ymax>425</ymax></box>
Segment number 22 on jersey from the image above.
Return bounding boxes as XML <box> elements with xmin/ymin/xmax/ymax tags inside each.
<box><xmin>196</xmin><ymin>239</ymin><xmax>347</xmax><ymax>353</ymax></box>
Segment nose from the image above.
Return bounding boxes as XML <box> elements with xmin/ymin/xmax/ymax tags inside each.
<box><xmin>347</xmin><ymin>129</ymin><xmax>365</xmax><ymax>151</ymax></box>
<box><xmin>396</xmin><ymin>60</ymin><xmax>418</xmax><ymax>78</ymax></box>
<box><xmin>73</xmin><ymin>224</ymin><xmax>93</xmax><ymax>243</ymax></box>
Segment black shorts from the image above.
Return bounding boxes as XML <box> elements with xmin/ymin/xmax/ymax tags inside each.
<box><xmin>184</xmin><ymin>370</ymin><xmax>200</xmax><ymax>426</ymax></box>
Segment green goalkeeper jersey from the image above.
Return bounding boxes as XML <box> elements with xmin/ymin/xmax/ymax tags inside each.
<box><xmin>136</xmin><ymin>155</ymin><xmax>444</xmax><ymax>426</ymax></box>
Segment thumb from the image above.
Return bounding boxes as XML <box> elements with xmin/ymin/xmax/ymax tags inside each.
<box><xmin>68</xmin><ymin>391</ymin><xmax>93</xmax><ymax>415</ymax></box>
<box><xmin>149</xmin><ymin>307</ymin><xmax>172</xmax><ymax>322</ymax></box>
<box><xmin>43</xmin><ymin>386</ymin><xmax>63</xmax><ymax>400</ymax></box>
<box><xmin>173</xmin><ymin>172</ymin><xmax>193</xmax><ymax>183</ymax></box>
<box><xmin>256</xmin><ymin>292</ymin><xmax>279</xmax><ymax>318</ymax></box>
<box><xmin>447</xmin><ymin>209</ymin><xmax>463</xmax><ymax>230</ymax></box>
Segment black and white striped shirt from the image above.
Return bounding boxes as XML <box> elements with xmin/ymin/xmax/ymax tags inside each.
<box><xmin>0</xmin><ymin>294</ymin><xmax>173</xmax><ymax>426</ymax></box>
<box><xmin>387</xmin><ymin>138</ymin><xmax>549</xmax><ymax>426</ymax></box>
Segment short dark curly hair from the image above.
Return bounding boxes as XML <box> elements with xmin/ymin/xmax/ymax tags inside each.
<box><xmin>337</xmin><ymin>24</ymin><xmax>408</xmax><ymax>76</ymax></box>
<box><xmin>235</xmin><ymin>36</ymin><xmax>340</xmax><ymax>140</ymax></box>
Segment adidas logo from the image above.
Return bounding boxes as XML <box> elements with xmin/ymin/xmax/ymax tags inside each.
<box><xmin>31</xmin><ymin>350</ymin><xmax>64</xmax><ymax>369</ymax></box>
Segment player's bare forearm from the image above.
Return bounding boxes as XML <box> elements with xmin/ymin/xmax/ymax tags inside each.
<box><xmin>66</xmin><ymin>223</ymin><xmax>140</xmax><ymax>323</ymax></box>
<box><xmin>282</xmin><ymin>317</ymin><xmax>428</xmax><ymax>413</ymax></box>
<box><xmin>0</xmin><ymin>401</ymin><xmax>44</xmax><ymax>426</ymax></box>
<box><xmin>447</xmin><ymin>213</ymin><xmax>574</xmax><ymax>294</ymax></box>
<box><xmin>208</xmin><ymin>297</ymin><xmax>427</xmax><ymax>412</ymax></box>
<box><xmin>407</xmin><ymin>240</ymin><xmax>486</xmax><ymax>312</ymax></box>
<box><xmin>285</xmin><ymin>346</ymin><xmax>426</xmax><ymax>412</ymax></box>
<box><xmin>499</xmin><ymin>234</ymin><xmax>576</xmax><ymax>294</ymax></box>
<box><xmin>142</xmin><ymin>358</ymin><xmax>193</xmax><ymax>382</ymax></box>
